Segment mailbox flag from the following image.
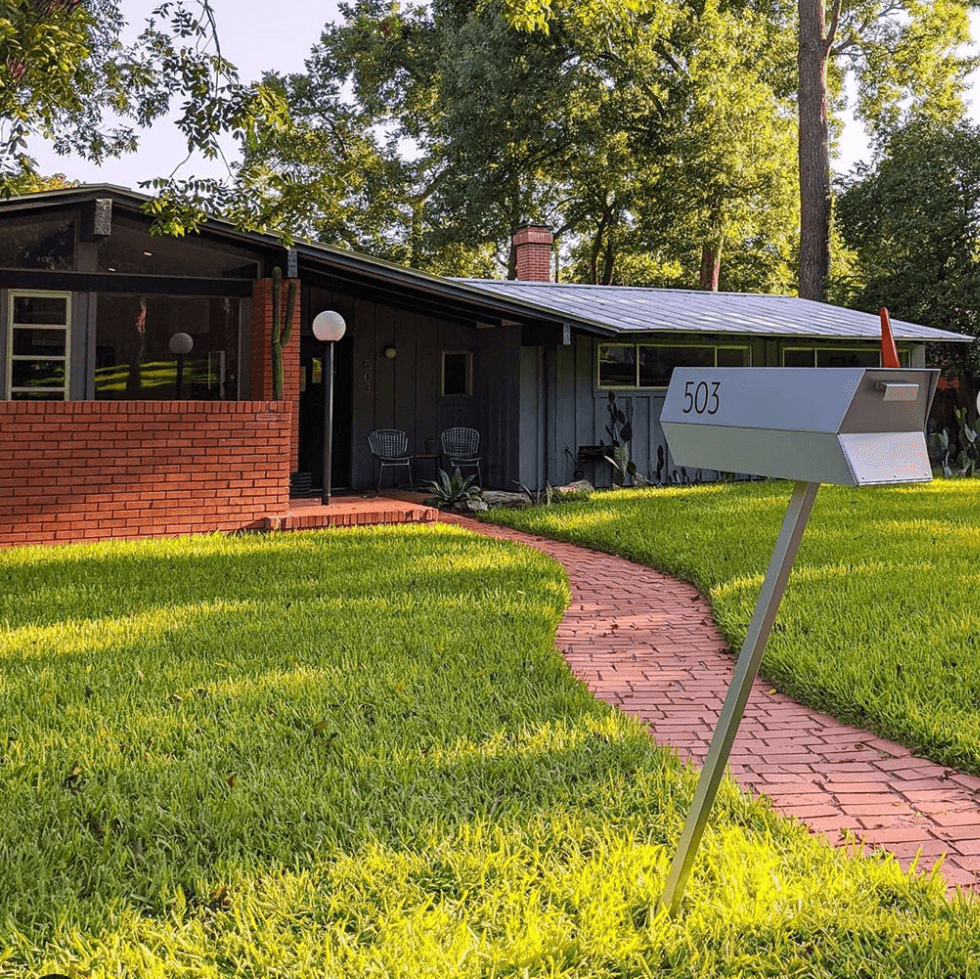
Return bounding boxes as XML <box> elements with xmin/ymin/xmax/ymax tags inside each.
<box><xmin>879</xmin><ymin>308</ymin><xmax>901</xmax><ymax>369</ymax></box>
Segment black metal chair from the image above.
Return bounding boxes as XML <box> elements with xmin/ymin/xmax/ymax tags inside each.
<box><xmin>440</xmin><ymin>427</ymin><xmax>482</xmax><ymax>485</ymax></box>
<box><xmin>368</xmin><ymin>429</ymin><xmax>413</xmax><ymax>491</ymax></box>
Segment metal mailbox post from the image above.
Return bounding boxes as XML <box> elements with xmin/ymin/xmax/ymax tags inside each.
<box><xmin>657</xmin><ymin>365</ymin><xmax>938</xmax><ymax>915</ymax></box>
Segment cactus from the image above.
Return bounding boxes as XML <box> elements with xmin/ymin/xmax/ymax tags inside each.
<box><xmin>928</xmin><ymin>408</ymin><xmax>979</xmax><ymax>478</ymax></box>
<box><xmin>271</xmin><ymin>266</ymin><xmax>297</xmax><ymax>401</ymax></box>
<box><xmin>954</xmin><ymin>407</ymin><xmax>979</xmax><ymax>477</ymax></box>
<box><xmin>601</xmin><ymin>391</ymin><xmax>637</xmax><ymax>486</ymax></box>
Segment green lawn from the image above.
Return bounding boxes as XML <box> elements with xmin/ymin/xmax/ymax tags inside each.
<box><xmin>485</xmin><ymin>478</ymin><xmax>980</xmax><ymax>778</ymax></box>
<box><xmin>1</xmin><ymin>524</ymin><xmax>979</xmax><ymax>977</ymax></box>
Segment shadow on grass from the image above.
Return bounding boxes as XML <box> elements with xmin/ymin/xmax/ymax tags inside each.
<box><xmin>3</xmin><ymin>521</ymin><xmax>978</xmax><ymax>975</ymax></box>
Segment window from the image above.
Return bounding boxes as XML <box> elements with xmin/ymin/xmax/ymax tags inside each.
<box><xmin>6</xmin><ymin>292</ymin><xmax>70</xmax><ymax>400</ymax></box>
<box><xmin>441</xmin><ymin>351</ymin><xmax>473</xmax><ymax>396</ymax></box>
<box><xmin>97</xmin><ymin>216</ymin><xmax>258</xmax><ymax>278</ymax></box>
<box><xmin>781</xmin><ymin>347</ymin><xmax>910</xmax><ymax>368</ymax></box>
<box><xmin>598</xmin><ymin>343</ymin><xmax>750</xmax><ymax>388</ymax></box>
<box><xmin>94</xmin><ymin>293</ymin><xmax>241</xmax><ymax>400</ymax></box>
<box><xmin>0</xmin><ymin>215</ymin><xmax>74</xmax><ymax>270</ymax></box>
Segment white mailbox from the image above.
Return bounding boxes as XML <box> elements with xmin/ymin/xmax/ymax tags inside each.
<box><xmin>658</xmin><ymin>361</ymin><xmax>940</xmax><ymax>916</ymax></box>
<box><xmin>661</xmin><ymin>367</ymin><xmax>939</xmax><ymax>486</ymax></box>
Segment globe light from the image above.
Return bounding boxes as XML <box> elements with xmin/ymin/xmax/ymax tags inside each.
<box><xmin>168</xmin><ymin>332</ymin><xmax>194</xmax><ymax>356</ymax></box>
<box><xmin>312</xmin><ymin>310</ymin><xmax>346</xmax><ymax>343</ymax></box>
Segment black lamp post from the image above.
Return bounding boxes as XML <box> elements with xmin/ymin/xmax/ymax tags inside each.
<box><xmin>168</xmin><ymin>332</ymin><xmax>194</xmax><ymax>399</ymax></box>
<box><xmin>312</xmin><ymin>310</ymin><xmax>347</xmax><ymax>505</ymax></box>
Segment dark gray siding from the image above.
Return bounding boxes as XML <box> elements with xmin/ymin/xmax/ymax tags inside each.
<box><xmin>345</xmin><ymin>299</ymin><xmax>478</xmax><ymax>490</ymax></box>
<box><xmin>519</xmin><ymin>345</ymin><xmax>546</xmax><ymax>490</ymax></box>
<box><xmin>476</xmin><ymin>325</ymin><xmax>522</xmax><ymax>489</ymax></box>
<box><xmin>522</xmin><ymin>334</ymin><xmax>778</xmax><ymax>489</ymax></box>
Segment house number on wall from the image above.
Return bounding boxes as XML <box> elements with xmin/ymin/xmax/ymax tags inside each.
<box><xmin>362</xmin><ymin>358</ymin><xmax>373</xmax><ymax>395</ymax></box>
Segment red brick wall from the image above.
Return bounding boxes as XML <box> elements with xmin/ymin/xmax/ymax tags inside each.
<box><xmin>0</xmin><ymin>401</ymin><xmax>291</xmax><ymax>547</ymax></box>
<box><xmin>513</xmin><ymin>225</ymin><xmax>553</xmax><ymax>282</ymax></box>
<box><xmin>251</xmin><ymin>277</ymin><xmax>302</xmax><ymax>470</ymax></box>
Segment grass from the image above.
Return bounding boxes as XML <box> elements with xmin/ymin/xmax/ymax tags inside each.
<box><xmin>485</xmin><ymin>478</ymin><xmax>980</xmax><ymax>778</ymax></box>
<box><xmin>2</xmin><ymin>523</ymin><xmax>980</xmax><ymax>977</ymax></box>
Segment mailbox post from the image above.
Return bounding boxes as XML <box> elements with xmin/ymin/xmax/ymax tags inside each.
<box><xmin>658</xmin><ymin>365</ymin><xmax>938</xmax><ymax>915</ymax></box>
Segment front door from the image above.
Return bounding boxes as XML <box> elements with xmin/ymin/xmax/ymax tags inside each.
<box><xmin>298</xmin><ymin>333</ymin><xmax>353</xmax><ymax>492</ymax></box>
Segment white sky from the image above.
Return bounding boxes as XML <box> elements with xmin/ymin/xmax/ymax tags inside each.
<box><xmin>26</xmin><ymin>1</ymin><xmax>980</xmax><ymax>188</ymax></box>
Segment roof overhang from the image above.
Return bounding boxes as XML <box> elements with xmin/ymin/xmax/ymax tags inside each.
<box><xmin>2</xmin><ymin>186</ymin><xmax>972</xmax><ymax>345</ymax></box>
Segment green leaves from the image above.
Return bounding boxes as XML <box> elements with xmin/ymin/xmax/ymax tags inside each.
<box><xmin>0</xmin><ymin>0</ymin><xmax>292</xmax><ymax>222</ymax></box>
<box><xmin>835</xmin><ymin>119</ymin><xmax>980</xmax><ymax>377</ymax></box>
<box><xmin>232</xmin><ymin>0</ymin><xmax>799</xmax><ymax>288</ymax></box>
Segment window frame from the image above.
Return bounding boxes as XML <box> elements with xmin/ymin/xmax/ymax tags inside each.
<box><xmin>597</xmin><ymin>342</ymin><xmax>752</xmax><ymax>390</ymax></box>
<box><xmin>441</xmin><ymin>350</ymin><xmax>474</xmax><ymax>397</ymax></box>
<box><xmin>5</xmin><ymin>290</ymin><xmax>71</xmax><ymax>400</ymax></box>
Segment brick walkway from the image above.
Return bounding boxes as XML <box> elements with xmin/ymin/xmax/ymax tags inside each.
<box><xmin>443</xmin><ymin>514</ymin><xmax>980</xmax><ymax>894</ymax></box>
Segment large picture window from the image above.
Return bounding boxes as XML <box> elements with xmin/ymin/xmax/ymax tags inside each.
<box><xmin>598</xmin><ymin>343</ymin><xmax>750</xmax><ymax>388</ymax></box>
<box><xmin>6</xmin><ymin>291</ymin><xmax>70</xmax><ymax>400</ymax></box>
<box><xmin>94</xmin><ymin>293</ymin><xmax>241</xmax><ymax>400</ymax></box>
<box><xmin>0</xmin><ymin>215</ymin><xmax>74</xmax><ymax>270</ymax></box>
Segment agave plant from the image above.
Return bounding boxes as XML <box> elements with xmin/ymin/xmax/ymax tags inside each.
<box><xmin>426</xmin><ymin>468</ymin><xmax>484</xmax><ymax>508</ymax></box>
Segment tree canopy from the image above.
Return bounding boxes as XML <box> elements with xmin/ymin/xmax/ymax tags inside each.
<box><xmin>836</xmin><ymin>120</ymin><xmax>980</xmax><ymax>376</ymax></box>
<box><xmin>796</xmin><ymin>0</ymin><xmax>976</xmax><ymax>299</ymax></box>
<box><xmin>235</xmin><ymin>0</ymin><xmax>800</xmax><ymax>289</ymax></box>
<box><xmin>496</xmin><ymin>0</ymin><xmax>979</xmax><ymax>298</ymax></box>
<box><xmin>0</xmin><ymin>0</ymin><xmax>289</xmax><ymax>230</ymax></box>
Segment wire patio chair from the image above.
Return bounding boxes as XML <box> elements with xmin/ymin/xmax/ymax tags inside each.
<box><xmin>368</xmin><ymin>429</ymin><xmax>413</xmax><ymax>491</ymax></box>
<box><xmin>440</xmin><ymin>427</ymin><xmax>482</xmax><ymax>486</ymax></box>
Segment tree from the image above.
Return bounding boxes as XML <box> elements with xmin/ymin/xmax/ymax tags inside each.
<box><xmin>503</xmin><ymin>0</ymin><xmax>978</xmax><ymax>300</ymax></box>
<box><xmin>0</xmin><ymin>0</ymin><xmax>289</xmax><ymax>230</ymax></box>
<box><xmin>836</xmin><ymin>120</ymin><xmax>980</xmax><ymax>377</ymax></box>
<box><xmin>796</xmin><ymin>0</ymin><xmax>976</xmax><ymax>300</ymax></box>
<box><xmin>237</xmin><ymin>0</ymin><xmax>799</xmax><ymax>290</ymax></box>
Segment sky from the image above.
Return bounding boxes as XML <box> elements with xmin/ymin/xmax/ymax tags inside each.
<box><xmin>30</xmin><ymin>0</ymin><xmax>345</xmax><ymax>188</ymax></box>
<box><xmin>27</xmin><ymin>1</ymin><xmax>980</xmax><ymax>190</ymax></box>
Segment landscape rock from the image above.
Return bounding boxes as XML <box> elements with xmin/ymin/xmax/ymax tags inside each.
<box><xmin>555</xmin><ymin>480</ymin><xmax>594</xmax><ymax>495</ymax></box>
<box><xmin>480</xmin><ymin>490</ymin><xmax>532</xmax><ymax>509</ymax></box>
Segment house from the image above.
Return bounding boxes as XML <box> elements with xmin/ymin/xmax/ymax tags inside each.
<box><xmin>0</xmin><ymin>185</ymin><xmax>971</xmax><ymax>546</ymax></box>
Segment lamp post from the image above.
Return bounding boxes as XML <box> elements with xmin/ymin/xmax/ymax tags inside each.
<box><xmin>168</xmin><ymin>332</ymin><xmax>194</xmax><ymax>399</ymax></box>
<box><xmin>312</xmin><ymin>310</ymin><xmax>347</xmax><ymax>505</ymax></box>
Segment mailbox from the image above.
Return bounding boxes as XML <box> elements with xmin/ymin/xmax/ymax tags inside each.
<box><xmin>661</xmin><ymin>367</ymin><xmax>939</xmax><ymax>486</ymax></box>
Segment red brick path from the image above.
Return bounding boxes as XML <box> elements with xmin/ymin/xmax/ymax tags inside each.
<box><xmin>444</xmin><ymin>515</ymin><xmax>980</xmax><ymax>894</ymax></box>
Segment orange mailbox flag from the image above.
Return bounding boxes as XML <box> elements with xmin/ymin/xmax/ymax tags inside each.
<box><xmin>879</xmin><ymin>307</ymin><xmax>901</xmax><ymax>368</ymax></box>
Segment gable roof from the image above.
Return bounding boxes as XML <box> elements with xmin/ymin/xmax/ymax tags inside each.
<box><xmin>1</xmin><ymin>185</ymin><xmax>971</xmax><ymax>345</ymax></box>
<box><xmin>454</xmin><ymin>280</ymin><xmax>973</xmax><ymax>344</ymax></box>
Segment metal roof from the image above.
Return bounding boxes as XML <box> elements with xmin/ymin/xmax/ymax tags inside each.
<box><xmin>455</xmin><ymin>280</ymin><xmax>972</xmax><ymax>344</ymax></box>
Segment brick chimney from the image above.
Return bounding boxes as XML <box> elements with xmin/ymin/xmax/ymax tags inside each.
<box><xmin>512</xmin><ymin>224</ymin><xmax>553</xmax><ymax>282</ymax></box>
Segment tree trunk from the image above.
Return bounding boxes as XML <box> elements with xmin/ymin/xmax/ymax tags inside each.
<box><xmin>798</xmin><ymin>0</ymin><xmax>836</xmax><ymax>301</ymax></box>
<box><xmin>698</xmin><ymin>207</ymin><xmax>723</xmax><ymax>290</ymax></box>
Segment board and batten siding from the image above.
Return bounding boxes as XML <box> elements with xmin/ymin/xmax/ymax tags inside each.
<box><xmin>514</xmin><ymin>333</ymin><xmax>672</xmax><ymax>489</ymax></box>
<box><xmin>517</xmin><ymin>334</ymin><xmax>775</xmax><ymax>490</ymax></box>
<box><xmin>477</xmin><ymin>325</ymin><xmax>523</xmax><ymax>490</ymax></box>
<box><xmin>517</xmin><ymin>334</ymin><xmax>927</xmax><ymax>491</ymax></box>
<box><xmin>346</xmin><ymin>297</ymin><xmax>479</xmax><ymax>490</ymax></box>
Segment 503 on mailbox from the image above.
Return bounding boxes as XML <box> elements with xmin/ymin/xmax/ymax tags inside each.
<box><xmin>681</xmin><ymin>379</ymin><xmax>720</xmax><ymax>415</ymax></box>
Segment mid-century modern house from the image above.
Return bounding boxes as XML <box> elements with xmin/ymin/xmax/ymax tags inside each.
<box><xmin>0</xmin><ymin>185</ymin><xmax>972</xmax><ymax>546</ymax></box>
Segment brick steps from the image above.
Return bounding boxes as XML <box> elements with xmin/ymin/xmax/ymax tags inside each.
<box><xmin>259</xmin><ymin>495</ymin><xmax>438</xmax><ymax>531</ymax></box>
